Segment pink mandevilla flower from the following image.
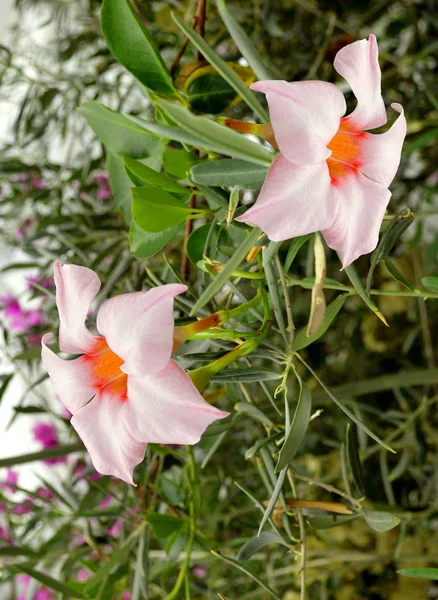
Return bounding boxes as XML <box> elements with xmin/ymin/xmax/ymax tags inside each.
<box><xmin>41</xmin><ymin>262</ymin><xmax>228</xmax><ymax>484</ymax></box>
<box><xmin>236</xmin><ymin>35</ymin><xmax>407</xmax><ymax>268</ymax></box>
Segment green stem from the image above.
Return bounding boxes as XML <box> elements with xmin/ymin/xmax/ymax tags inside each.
<box><xmin>188</xmin><ymin>329</ymin><xmax>259</xmax><ymax>341</ymax></box>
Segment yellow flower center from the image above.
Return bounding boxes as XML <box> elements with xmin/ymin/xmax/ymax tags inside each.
<box><xmin>84</xmin><ymin>337</ymin><xmax>128</xmax><ymax>400</ymax></box>
<box><xmin>327</xmin><ymin>120</ymin><xmax>364</xmax><ymax>184</ymax></box>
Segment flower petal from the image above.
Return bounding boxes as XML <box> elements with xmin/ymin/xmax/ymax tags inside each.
<box><xmin>321</xmin><ymin>171</ymin><xmax>391</xmax><ymax>268</ymax></box>
<box><xmin>54</xmin><ymin>261</ymin><xmax>101</xmax><ymax>353</ymax></box>
<box><xmin>334</xmin><ymin>34</ymin><xmax>387</xmax><ymax>131</ymax></box>
<box><xmin>41</xmin><ymin>333</ymin><xmax>95</xmax><ymax>414</ymax></box>
<box><xmin>235</xmin><ymin>155</ymin><xmax>335</xmax><ymax>241</ymax></box>
<box><xmin>71</xmin><ymin>392</ymin><xmax>146</xmax><ymax>485</ymax></box>
<box><xmin>126</xmin><ymin>360</ymin><xmax>229</xmax><ymax>445</ymax></box>
<box><xmin>96</xmin><ymin>284</ymin><xmax>187</xmax><ymax>377</ymax></box>
<box><xmin>358</xmin><ymin>104</ymin><xmax>406</xmax><ymax>187</ymax></box>
<box><xmin>251</xmin><ymin>80</ymin><xmax>346</xmax><ymax>164</ymax></box>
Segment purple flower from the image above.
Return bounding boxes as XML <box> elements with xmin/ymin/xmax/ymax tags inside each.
<box><xmin>15</xmin><ymin>217</ymin><xmax>36</xmax><ymax>242</ymax></box>
<box><xmin>108</xmin><ymin>518</ymin><xmax>123</xmax><ymax>537</ymax></box>
<box><xmin>1</xmin><ymin>468</ymin><xmax>18</xmax><ymax>493</ymax></box>
<box><xmin>26</xmin><ymin>276</ymin><xmax>53</xmax><ymax>291</ymax></box>
<box><xmin>1</xmin><ymin>295</ymin><xmax>43</xmax><ymax>332</ymax></box>
<box><xmin>192</xmin><ymin>566</ymin><xmax>207</xmax><ymax>578</ymax></box>
<box><xmin>93</xmin><ymin>173</ymin><xmax>109</xmax><ymax>185</ymax></box>
<box><xmin>96</xmin><ymin>186</ymin><xmax>111</xmax><ymax>200</ymax></box>
<box><xmin>0</xmin><ymin>525</ymin><xmax>12</xmax><ymax>543</ymax></box>
<box><xmin>31</xmin><ymin>177</ymin><xmax>45</xmax><ymax>189</ymax></box>
<box><xmin>32</xmin><ymin>423</ymin><xmax>66</xmax><ymax>465</ymax></box>
<box><xmin>13</xmin><ymin>498</ymin><xmax>35</xmax><ymax>515</ymax></box>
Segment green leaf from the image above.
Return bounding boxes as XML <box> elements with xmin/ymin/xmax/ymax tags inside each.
<box><xmin>172</xmin><ymin>12</ymin><xmax>268</xmax><ymax>121</ymax></box>
<box><xmin>284</xmin><ymin>234</ymin><xmax>313</xmax><ymax>273</ymax></box>
<box><xmin>237</xmin><ymin>531</ymin><xmax>289</xmax><ymax>561</ymax></box>
<box><xmin>101</xmin><ymin>0</ymin><xmax>175</xmax><ymax>95</ymax></box>
<box><xmin>216</xmin><ymin>0</ymin><xmax>273</xmax><ymax>81</ymax></box>
<box><xmin>132</xmin><ymin>186</ymin><xmax>194</xmax><ymax>232</ymax></box>
<box><xmin>84</xmin><ymin>527</ymin><xmax>142</xmax><ymax>592</ymax></box>
<box><xmin>345</xmin><ymin>423</ymin><xmax>365</xmax><ymax>496</ymax></box>
<box><xmin>344</xmin><ymin>263</ymin><xmax>388</xmax><ymax>326</ymax></box>
<box><xmin>257</xmin><ymin>468</ymin><xmax>287</xmax><ymax>535</ymax></box>
<box><xmin>235</xmin><ymin>402</ymin><xmax>274</xmax><ymax>427</ymax></box>
<box><xmin>0</xmin><ymin>545</ymin><xmax>38</xmax><ymax>557</ymax></box>
<box><xmin>156</xmin><ymin>99</ymin><xmax>274</xmax><ymax>166</ymax></box>
<box><xmin>212</xmin><ymin>368</ymin><xmax>281</xmax><ymax>383</ymax></box>
<box><xmin>275</xmin><ymin>380</ymin><xmax>312</xmax><ymax>472</ymax></box>
<box><xmin>9</xmin><ymin>565</ymin><xmax>87</xmax><ymax>599</ymax></box>
<box><xmin>384</xmin><ymin>257</ymin><xmax>414</xmax><ymax>291</ymax></box>
<box><xmin>107</xmin><ymin>152</ymin><xmax>133</xmax><ymax>222</ymax></box>
<box><xmin>13</xmin><ymin>347</ymin><xmax>41</xmax><ymax>361</ymax></box>
<box><xmin>308</xmin><ymin>513</ymin><xmax>360</xmax><ymax>529</ymax></box>
<box><xmin>163</xmin><ymin>149</ymin><xmax>200</xmax><ymax>179</ymax></box>
<box><xmin>191</xmin><ymin>159</ymin><xmax>268</xmax><ymax>189</ymax></box>
<box><xmin>190</xmin><ymin>227</ymin><xmax>261</xmax><ymax>314</ymax></box>
<box><xmin>124</xmin><ymin>157</ymin><xmax>187</xmax><ymax>194</ymax></box>
<box><xmin>0</xmin><ymin>442</ymin><xmax>83</xmax><ymax>468</ymax></box>
<box><xmin>398</xmin><ymin>568</ymin><xmax>438</xmax><ymax>580</ymax></box>
<box><xmin>146</xmin><ymin>512</ymin><xmax>184</xmax><ymax>540</ymax></box>
<box><xmin>293</xmin><ymin>295</ymin><xmax>346</xmax><ymax>351</ymax></box>
<box><xmin>363</xmin><ymin>509</ymin><xmax>400</xmax><ymax>532</ymax></box>
<box><xmin>422</xmin><ymin>276</ymin><xmax>438</xmax><ymax>293</ymax></box>
<box><xmin>78</xmin><ymin>101</ymin><xmax>161</xmax><ymax>158</ymax></box>
<box><xmin>129</xmin><ymin>220</ymin><xmax>183</xmax><ymax>259</ymax></box>
<box><xmin>186</xmin><ymin>223</ymin><xmax>220</xmax><ymax>266</ymax></box>
<box><xmin>187</xmin><ymin>73</ymin><xmax>238</xmax><ymax>114</ymax></box>
<box><xmin>0</xmin><ymin>373</ymin><xmax>13</xmax><ymax>406</ymax></box>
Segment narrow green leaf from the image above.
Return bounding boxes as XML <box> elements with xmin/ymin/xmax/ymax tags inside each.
<box><xmin>9</xmin><ymin>565</ymin><xmax>87</xmax><ymax>599</ymax></box>
<box><xmin>0</xmin><ymin>373</ymin><xmax>13</xmax><ymax>406</ymax></box>
<box><xmin>78</xmin><ymin>101</ymin><xmax>161</xmax><ymax>158</ymax></box>
<box><xmin>212</xmin><ymin>368</ymin><xmax>281</xmax><ymax>383</ymax></box>
<box><xmin>84</xmin><ymin>527</ymin><xmax>142</xmax><ymax>592</ymax></box>
<box><xmin>257</xmin><ymin>468</ymin><xmax>287</xmax><ymax>535</ymax></box>
<box><xmin>191</xmin><ymin>159</ymin><xmax>268</xmax><ymax>189</ymax></box>
<box><xmin>363</xmin><ymin>509</ymin><xmax>400</xmax><ymax>532</ymax></box>
<box><xmin>107</xmin><ymin>152</ymin><xmax>133</xmax><ymax>222</ymax></box>
<box><xmin>146</xmin><ymin>512</ymin><xmax>184</xmax><ymax>540</ymax></box>
<box><xmin>422</xmin><ymin>276</ymin><xmax>438</xmax><ymax>293</ymax></box>
<box><xmin>0</xmin><ymin>442</ymin><xmax>83</xmax><ymax>468</ymax></box>
<box><xmin>124</xmin><ymin>157</ymin><xmax>187</xmax><ymax>194</ymax></box>
<box><xmin>101</xmin><ymin>0</ymin><xmax>175</xmax><ymax>95</ymax></box>
<box><xmin>0</xmin><ymin>546</ymin><xmax>38</xmax><ymax>557</ymax></box>
<box><xmin>293</xmin><ymin>295</ymin><xmax>346</xmax><ymax>351</ymax></box>
<box><xmin>235</xmin><ymin>402</ymin><xmax>274</xmax><ymax>426</ymax></box>
<box><xmin>156</xmin><ymin>100</ymin><xmax>274</xmax><ymax>166</ymax></box>
<box><xmin>129</xmin><ymin>221</ymin><xmax>183</xmax><ymax>259</ymax></box>
<box><xmin>285</xmin><ymin>234</ymin><xmax>313</xmax><ymax>273</ymax></box>
<box><xmin>216</xmin><ymin>0</ymin><xmax>273</xmax><ymax>81</ymax></box>
<box><xmin>345</xmin><ymin>423</ymin><xmax>365</xmax><ymax>496</ymax></box>
<box><xmin>132</xmin><ymin>186</ymin><xmax>193</xmax><ymax>232</ymax></box>
<box><xmin>275</xmin><ymin>381</ymin><xmax>312</xmax><ymax>472</ymax></box>
<box><xmin>172</xmin><ymin>12</ymin><xmax>268</xmax><ymax>121</ymax></box>
<box><xmin>190</xmin><ymin>227</ymin><xmax>261</xmax><ymax>314</ymax></box>
<box><xmin>13</xmin><ymin>347</ymin><xmax>41</xmax><ymax>361</ymax></box>
<box><xmin>308</xmin><ymin>513</ymin><xmax>359</xmax><ymax>529</ymax></box>
<box><xmin>344</xmin><ymin>263</ymin><xmax>388</xmax><ymax>326</ymax></box>
<box><xmin>211</xmin><ymin>551</ymin><xmax>282</xmax><ymax>600</ymax></box>
<box><xmin>398</xmin><ymin>568</ymin><xmax>438</xmax><ymax>580</ymax></box>
<box><xmin>384</xmin><ymin>257</ymin><xmax>414</xmax><ymax>291</ymax></box>
<box><xmin>237</xmin><ymin>531</ymin><xmax>289</xmax><ymax>561</ymax></box>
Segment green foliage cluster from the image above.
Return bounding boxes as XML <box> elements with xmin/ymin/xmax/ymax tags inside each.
<box><xmin>1</xmin><ymin>0</ymin><xmax>438</xmax><ymax>599</ymax></box>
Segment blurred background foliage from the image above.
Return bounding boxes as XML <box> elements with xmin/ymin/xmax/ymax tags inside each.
<box><xmin>0</xmin><ymin>0</ymin><xmax>438</xmax><ymax>599</ymax></box>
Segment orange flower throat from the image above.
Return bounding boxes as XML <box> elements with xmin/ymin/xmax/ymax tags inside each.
<box><xmin>327</xmin><ymin>120</ymin><xmax>364</xmax><ymax>184</ymax></box>
<box><xmin>83</xmin><ymin>337</ymin><xmax>127</xmax><ymax>400</ymax></box>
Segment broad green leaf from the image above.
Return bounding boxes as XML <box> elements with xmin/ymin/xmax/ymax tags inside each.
<box><xmin>308</xmin><ymin>513</ymin><xmax>359</xmax><ymax>529</ymax></box>
<box><xmin>129</xmin><ymin>221</ymin><xmax>183</xmax><ymax>259</ymax></box>
<box><xmin>190</xmin><ymin>227</ymin><xmax>261</xmax><ymax>314</ymax></box>
<box><xmin>0</xmin><ymin>442</ymin><xmax>83</xmax><ymax>468</ymax></box>
<box><xmin>172</xmin><ymin>12</ymin><xmax>269</xmax><ymax>122</ymax></box>
<box><xmin>78</xmin><ymin>101</ymin><xmax>160</xmax><ymax>158</ymax></box>
<box><xmin>422</xmin><ymin>276</ymin><xmax>438</xmax><ymax>293</ymax></box>
<box><xmin>163</xmin><ymin>149</ymin><xmax>200</xmax><ymax>179</ymax></box>
<box><xmin>9</xmin><ymin>565</ymin><xmax>87</xmax><ymax>599</ymax></box>
<box><xmin>146</xmin><ymin>511</ymin><xmax>184</xmax><ymax>540</ymax></box>
<box><xmin>191</xmin><ymin>159</ymin><xmax>268</xmax><ymax>189</ymax></box>
<box><xmin>363</xmin><ymin>509</ymin><xmax>400</xmax><ymax>532</ymax></box>
<box><xmin>187</xmin><ymin>73</ymin><xmax>239</xmax><ymax>114</ymax></box>
<box><xmin>346</xmin><ymin>423</ymin><xmax>365</xmax><ymax>496</ymax></box>
<box><xmin>124</xmin><ymin>157</ymin><xmax>187</xmax><ymax>194</ymax></box>
<box><xmin>344</xmin><ymin>263</ymin><xmax>388</xmax><ymax>326</ymax></box>
<box><xmin>285</xmin><ymin>234</ymin><xmax>313</xmax><ymax>273</ymax></box>
<box><xmin>398</xmin><ymin>568</ymin><xmax>438</xmax><ymax>580</ymax></box>
<box><xmin>156</xmin><ymin>99</ymin><xmax>274</xmax><ymax>166</ymax></box>
<box><xmin>13</xmin><ymin>347</ymin><xmax>41</xmax><ymax>361</ymax></box>
<box><xmin>216</xmin><ymin>0</ymin><xmax>273</xmax><ymax>81</ymax></box>
<box><xmin>275</xmin><ymin>380</ymin><xmax>312</xmax><ymax>472</ymax></box>
<box><xmin>101</xmin><ymin>0</ymin><xmax>175</xmax><ymax>95</ymax></box>
<box><xmin>237</xmin><ymin>531</ymin><xmax>289</xmax><ymax>561</ymax></box>
<box><xmin>186</xmin><ymin>223</ymin><xmax>220</xmax><ymax>266</ymax></box>
<box><xmin>107</xmin><ymin>152</ymin><xmax>133</xmax><ymax>222</ymax></box>
<box><xmin>212</xmin><ymin>368</ymin><xmax>281</xmax><ymax>383</ymax></box>
<box><xmin>132</xmin><ymin>186</ymin><xmax>193</xmax><ymax>232</ymax></box>
<box><xmin>293</xmin><ymin>294</ymin><xmax>347</xmax><ymax>351</ymax></box>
